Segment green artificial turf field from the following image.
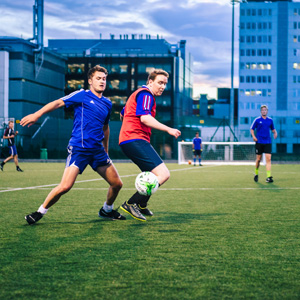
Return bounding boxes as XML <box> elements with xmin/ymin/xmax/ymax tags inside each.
<box><xmin>1</xmin><ymin>162</ymin><xmax>299</xmax><ymax>299</ymax></box>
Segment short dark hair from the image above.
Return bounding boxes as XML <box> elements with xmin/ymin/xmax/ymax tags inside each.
<box><xmin>87</xmin><ymin>65</ymin><xmax>108</xmax><ymax>80</ymax></box>
<box><xmin>147</xmin><ymin>69</ymin><xmax>169</xmax><ymax>84</ymax></box>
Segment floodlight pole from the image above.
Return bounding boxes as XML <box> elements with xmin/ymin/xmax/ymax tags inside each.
<box><xmin>230</xmin><ymin>0</ymin><xmax>236</xmax><ymax>142</ymax></box>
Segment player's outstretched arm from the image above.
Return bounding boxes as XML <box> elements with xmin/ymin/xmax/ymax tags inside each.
<box><xmin>20</xmin><ymin>99</ymin><xmax>65</xmax><ymax>127</ymax></box>
<box><xmin>140</xmin><ymin>115</ymin><xmax>181</xmax><ymax>138</ymax></box>
<box><xmin>272</xmin><ymin>129</ymin><xmax>277</xmax><ymax>139</ymax></box>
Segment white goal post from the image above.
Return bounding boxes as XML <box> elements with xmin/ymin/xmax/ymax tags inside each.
<box><xmin>178</xmin><ymin>141</ymin><xmax>257</xmax><ymax>165</ymax></box>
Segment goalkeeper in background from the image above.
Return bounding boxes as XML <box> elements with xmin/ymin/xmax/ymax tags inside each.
<box><xmin>192</xmin><ymin>132</ymin><xmax>202</xmax><ymax>166</ymax></box>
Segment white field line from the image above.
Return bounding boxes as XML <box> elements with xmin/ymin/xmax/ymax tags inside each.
<box><xmin>0</xmin><ymin>165</ymin><xmax>217</xmax><ymax>193</ymax></box>
<box><xmin>12</xmin><ymin>187</ymin><xmax>300</xmax><ymax>191</ymax></box>
<box><xmin>1</xmin><ymin>165</ymin><xmax>299</xmax><ymax>193</ymax></box>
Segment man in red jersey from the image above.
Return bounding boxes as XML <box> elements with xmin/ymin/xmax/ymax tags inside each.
<box><xmin>119</xmin><ymin>69</ymin><xmax>181</xmax><ymax>221</ymax></box>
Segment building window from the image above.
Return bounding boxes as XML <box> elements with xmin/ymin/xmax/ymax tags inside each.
<box><xmin>246</xmin><ymin>49</ymin><xmax>251</xmax><ymax>56</ymax></box>
<box><xmin>258</xmin><ymin>49</ymin><xmax>262</xmax><ymax>56</ymax></box>
<box><xmin>268</xmin><ymin>76</ymin><xmax>271</xmax><ymax>83</ymax></box>
<box><xmin>268</xmin><ymin>89</ymin><xmax>271</xmax><ymax>96</ymax></box>
<box><xmin>240</xmin><ymin>117</ymin><xmax>249</xmax><ymax>124</ymax></box>
<box><xmin>246</xmin><ymin>76</ymin><xmax>250</xmax><ymax>83</ymax></box>
<box><xmin>257</xmin><ymin>76</ymin><xmax>262</xmax><ymax>83</ymax></box>
<box><xmin>240</xmin><ymin>76</ymin><xmax>244</xmax><ymax>83</ymax></box>
<box><xmin>294</xmin><ymin>22</ymin><xmax>297</xmax><ymax>30</ymax></box>
<box><xmin>268</xmin><ymin>49</ymin><xmax>272</xmax><ymax>56</ymax></box>
<box><xmin>240</xmin><ymin>36</ymin><xmax>245</xmax><ymax>43</ymax></box>
<box><xmin>293</xmin><ymin>63</ymin><xmax>300</xmax><ymax>69</ymax></box>
<box><xmin>251</xmin><ymin>76</ymin><xmax>256</xmax><ymax>83</ymax></box>
<box><xmin>240</xmin><ymin>22</ymin><xmax>245</xmax><ymax>30</ymax></box>
<box><xmin>247</xmin><ymin>22</ymin><xmax>251</xmax><ymax>29</ymax></box>
<box><xmin>247</xmin><ymin>9</ymin><xmax>251</xmax><ymax>16</ymax></box>
<box><xmin>240</xmin><ymin>49</ymin><xmax>245</xmax><ymax>56</ymax></box>
<box><xmin>241</xmin><ymin>9</ymin><xmax>245</xmax><ymax>16</ymax></box>
<box><xmin>258</xmin><ymin>9</ymin><xmax>262</xmax><ymax>16</ymax></box>
<box><xmin>294</xmin><ymin>8</ymin><xmax>298</xmax><ymax>15</ymax></box>
<box><xmin>240</xmin><ymin>62</ymin><xmax>245</xmax><ymax>69</ymax></box>
<box><xmin>268</xmin><ymin>36</ymin><xmax>272</xmax><ymax>43</ymax></box>
<box><xmin>294</xmin><ymin>36</ymin><xmax>298</xmax><ymax>43</ymax></box>
<box><xmin>256</xmin><ymin>90</ymin><xmax>262</xmax><ymax>96</ymax></box>
<box><xmin>251</xmin><ymin>63</ymin><xmax>257</xmax><ymax>69</ymax></box>
<box><xmin>263</xmin><ymin>76</ymin><xmax>267</xmax><ymax>83</ymax></box>
<box><xmin>268</xmin><ymin>22</ymin><xmax>272</xmax><ymax>30</ymax></box>
<box><xmin>252</xmin><ymin>23</ymin><xmax>256</xmax><ymax>30</ymax></box>
<box><xmin>293</xmin><ymin>144</ymin><xmax>300</xmax><ymax>154</ymax></box>
<box><xmin>293</xmin><ymin>76</ymin><xmax>297</xmax><ymax>83</ymax></box>
<box><xmin>277</xmin><ymin>144</ymin><xmax>287</xmax><ymax>153</ymax></box>
<box><xmin>250</xmin><ymin>89</ymin><xmax>255</xmax><ymax>96</ymax></box>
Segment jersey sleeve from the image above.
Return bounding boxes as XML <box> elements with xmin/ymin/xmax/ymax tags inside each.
<box><xmin>104</xmin><ymin>108</ymin><xmax>111</xmax><ymax>125</ymax></box>
<box><xmin>135</xmin><ymin>91</ymin><xmax>154</xmax><ymax>116</ymax></box>
<box><xmin>61</xmin><ymin>89</ymin><xmax>85</xmax><ymax>108</ymax></box>
<box><xmin>250</xmin><ymin>119</ymin><xmax>257</xmax><ymax>130</ymax></box>
<box><xmin>3</xmin><ymin>128</ymin><xmax>9</xmax><ymax>137</ymax></box>
<box><xmin>270</xmin><ymin>119</ymin><xmax>275</xmax><ymax>130</ymax></box>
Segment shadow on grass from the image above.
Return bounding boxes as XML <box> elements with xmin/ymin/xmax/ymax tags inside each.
<box><xmin>155</xmin><ymin>212</ymin><xmax>228</xmax><ymax>225</ymax></box>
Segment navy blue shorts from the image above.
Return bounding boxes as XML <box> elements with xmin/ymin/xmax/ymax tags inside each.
<box><xmin>9</xmin><ymin>145</ymin><xmax>18</xmax><ymax>156</ymax></box>
<box><xmin>66</xmin><ymin>145</ymin><xmax>111</xmax><ymax>174</ymax></box>
<box><xmin>120</xmin><ymin>139</ymin><xmax>163</xmax><ymax>172</ymax></box>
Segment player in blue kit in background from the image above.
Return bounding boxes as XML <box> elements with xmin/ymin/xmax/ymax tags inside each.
<box><xmin>1</xmin><ymin>120</ymin><xmax>23</xmax><ymax>172</ymax></box>
<box><xmin>192</xmin><ymin>132</ymin><xmax>202</xmax><ymax>166</ymax></box>
<box><xmin>250</xmin><ymin>105</ymin><xmax>277</xmax><ymax>183</ymax></box>
<box><xmin>21</xmin><ymin>65</ymin><xmax>125</xmax><ymax>224</ymax></box>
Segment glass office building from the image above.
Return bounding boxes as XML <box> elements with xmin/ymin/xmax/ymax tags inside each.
<box><xmin>48</xmin><ymin>35</ymin><xmax>194</xmax><ymax>158</ymax></box>
<box><xmin>239</xmin><ymin>0</ymin><xmax>300</xmax><ymax>154</ymax></box>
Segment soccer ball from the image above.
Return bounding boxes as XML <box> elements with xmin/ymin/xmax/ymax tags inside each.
<box><xmin>188</xmin><ymin>160</ymin><xmax>192</xmax><ymax>165</ymax></box>
<box><xmin>135</xmin><ymin>171</ymin><xmax>159</xmax><ymax>196</ymax></box>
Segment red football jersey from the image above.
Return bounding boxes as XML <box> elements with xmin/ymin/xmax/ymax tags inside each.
<box><xmin>119</xmin><ymin>87</ymin><xmax>156</xmax><ymax>144</ymax></box>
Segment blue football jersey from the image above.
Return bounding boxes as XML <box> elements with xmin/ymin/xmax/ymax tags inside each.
<box><xmin>250</xmin><ymin>116</ymin><xmax>275</xmax><ymax>144</ymax></box>
<box><xmin>193</xmin><ymin>137</ymin><xmax>202</xmax><ymax>150</ymax></box>
<box><xmin>62</xmin><ymin>89</ymin><xmax>112</xmax><ymax>149</ymax></box>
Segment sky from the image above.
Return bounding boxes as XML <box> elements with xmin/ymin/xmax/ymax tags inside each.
<box><xmin>0</xmin><ymin>0</ymin><xmax>242</xmax><ymax>99</ymax></box>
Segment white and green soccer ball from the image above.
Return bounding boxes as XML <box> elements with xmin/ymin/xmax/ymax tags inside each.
<box><xmin>135</xmin><ymin>171</ymin><xmax>159</xmax><ymax>196</ymax></box>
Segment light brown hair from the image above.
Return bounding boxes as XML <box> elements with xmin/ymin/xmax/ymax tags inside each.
<box><xmin>87</xmin><ymin>65</ymin><xmax>108</xmax><ymax>80</ymax></box>
<box><xmin>147</xmin><ymin>69</ymin><xmax>169</xmax><ymax>84</ymax></box>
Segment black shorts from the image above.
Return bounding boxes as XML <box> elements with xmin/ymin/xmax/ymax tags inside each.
<box><xmin>193</xmin><ymin>149</ymin><xmax>201</xmax><ymax>156</ymax></box>
<box><xmin>255</xmin><ymin>143</ymin><xmax>272</xmax><ymax>155</ymax></box>
<box><xmin>120</xmin><ymin>139</ymin><xmax>163</xmax><ymax>172</ymax></box>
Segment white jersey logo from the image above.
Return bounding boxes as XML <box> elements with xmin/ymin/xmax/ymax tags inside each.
<box><xmin>90</xmin><ymin>100</ymin><xmax>95</xmax><ymax>104</ymax></box>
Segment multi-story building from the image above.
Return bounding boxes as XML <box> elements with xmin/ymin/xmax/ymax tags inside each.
<box><xmin>239</xmin><ymin>0</ymin><xmax>300</xmax><ymax>154</ymax></box>
<box><xmin>48</xmin><ymin>35</ymin><xmax>194</xmax><ymax>158</ymax></box>
<box><xmin>0</xmin><ymin>37</ymin><xmax>69</xmax><ymax>158</ymax></box>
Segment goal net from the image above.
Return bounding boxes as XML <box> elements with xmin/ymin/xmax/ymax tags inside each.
<box><xmin>178</xmin><ymin>141</ymin><xmax>256</xmax><ymax>165</ymax></box>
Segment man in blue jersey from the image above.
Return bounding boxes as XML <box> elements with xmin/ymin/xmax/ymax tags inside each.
<box><xmin>1</xmin><ymin>120</ymin><xmax>23</xmax><ymax>172</ymax></box>
<box><xmin>192</xmin><ymin>132</ymin><xmax>202</xmax><ymax>166</ymax></box>
<box><xmin>250</xmin><ymin>105</ymin><xmax>277</xmax><ymax>183</ymax></box>
<box><xmin>21</xmin><ymin>65</ymin><xmax>125</xmax><ymax>224</ymax></box>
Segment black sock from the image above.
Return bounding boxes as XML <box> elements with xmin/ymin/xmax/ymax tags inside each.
<box><xmin>128</xmin><ymin>192</ymin><xmax>150</xmax><ymax>207</ymax></box>
<box><xmin>1</xmin><ymin>162</ymin><xmax>5</xmax><ymax>166</ymax></box>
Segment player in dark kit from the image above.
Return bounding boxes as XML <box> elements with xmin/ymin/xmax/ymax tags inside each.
<box><xmin>250</xmin><ymin>105</ymin><xmax>277</xmax><ymax>183</ymax></box>
<box><xmin>119</xmin><ymin>69</ymin><xmax>181</xmax><ymax>221</ymax></box>
<box><xmin>21</xmin><ymin>65</ymin><xmax>125</xmax><ymax>224</ymax></box>
<box><xmin>192</xmin><ymin>132</ymin><xmax>202</xmax><ymax>166</ymax></box>
<box><xmin>1</xmin><ymin>120</ymin><xmax>23</xmax><ymax>172</ymax></box>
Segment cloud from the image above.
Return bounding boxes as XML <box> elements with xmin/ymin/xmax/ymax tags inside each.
<box><xmin>0</xmin><ymin>0</ymin><xmax>239</xmax><ymax>97</ymax></box>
